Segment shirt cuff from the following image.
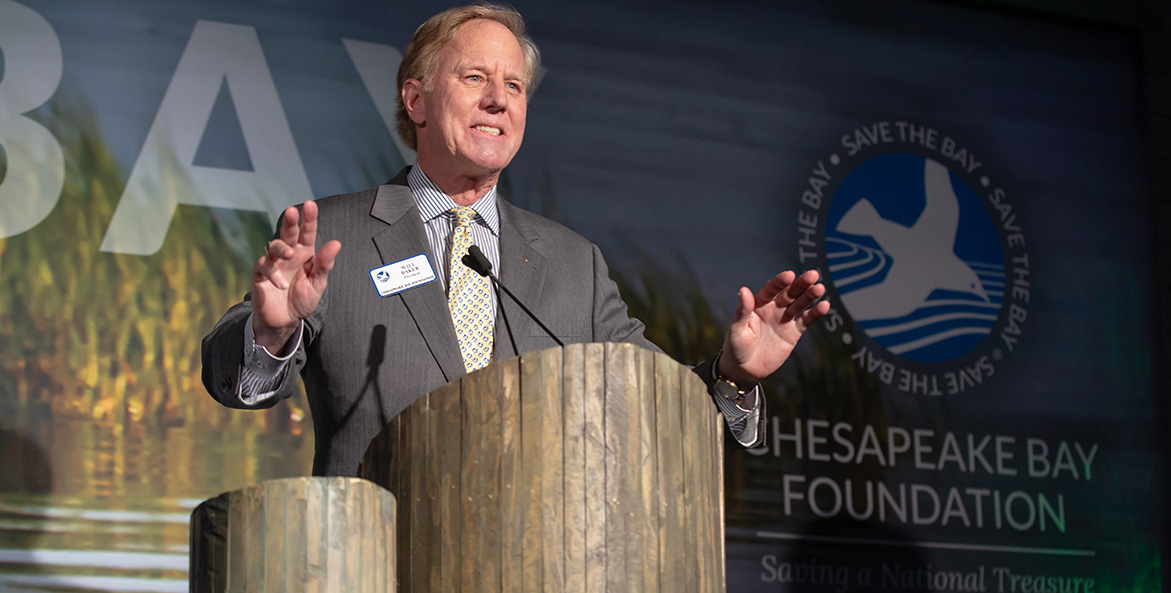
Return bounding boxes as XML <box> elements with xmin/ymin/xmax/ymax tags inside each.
<box><xmin>238</xmin><ymin>314</ymin><xmax>303</xmax><ymax>405</ymax></box>
<box><xmin>711</xmin><ymin>382</ymin><xmax>761</xmax><ymax>443</ymax></box>
<box><xmin>243</xmin><ymin>314</ymin><xmax>302</xmax><ymax>374</ymax></box>
<box><xmin>709</xmin><ymin>353</ymin><xmax>762</xmax><ymax>446</ymax></box>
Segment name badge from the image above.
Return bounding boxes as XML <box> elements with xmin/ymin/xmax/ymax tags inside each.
<box><xmin>369</xmin><ymin>254</ymin><xmax>437</xmax><ymax>297</ymax></box>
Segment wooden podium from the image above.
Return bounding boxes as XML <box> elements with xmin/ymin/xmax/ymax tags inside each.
<box><xmin>189</xmin><ymin>477</ymin><xmax>397</xmax><ymax>592</ymax></box>
<box><xmin>359</xmin><ymin>342</ymin><xmax>726</xmax><ymax>593</ymax></box>
<box><xmin>189</xmin><ymin>343</ymin><xmax>726</xmax><ymax>592</ymax></box>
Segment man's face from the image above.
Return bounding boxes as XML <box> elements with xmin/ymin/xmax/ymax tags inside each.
<box><xmin>407</xmin><ymin>19</ymin><xmax>527</xmax><ymax>183</ymax></box>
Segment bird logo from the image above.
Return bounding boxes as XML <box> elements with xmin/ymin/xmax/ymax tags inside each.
<box><xmin>826</xmin><ymin>154</ymin><xmax>1004</xmax><ymax>363</ymax></box>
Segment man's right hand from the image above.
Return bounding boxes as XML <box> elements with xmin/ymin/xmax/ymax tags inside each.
<box><xmin>250</xmin><ymin>199</ymin><xmax>341</xmax><ymax>351</ymax></box>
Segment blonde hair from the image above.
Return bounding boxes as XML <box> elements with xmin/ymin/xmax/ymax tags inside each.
<box><xmin>396</xmin><ymin>3</ymin><xmax>541</xmax><ymax>150</ymax></box>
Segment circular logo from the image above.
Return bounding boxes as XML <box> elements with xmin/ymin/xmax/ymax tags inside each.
<box><xmin>375</xmin><ymin>270</ymin><xmax>391</xmax><ymax>283</ymax></box>
<box><xmin>794</xmin><ymin>121</ymin><xmax>1029</xmax><ymax>396</ymax></box>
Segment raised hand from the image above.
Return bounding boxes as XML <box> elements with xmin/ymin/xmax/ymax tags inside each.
<box><xmin>250</xmin><ymin>200</ymin><xmax>341</xmax><ymax>351</ymax></box>
<box><xmin>718</xmin><ymin>269</ymin><xmax>830</xmax><ymax>386</ymax></box>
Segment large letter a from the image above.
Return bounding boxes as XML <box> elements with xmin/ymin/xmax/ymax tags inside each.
<box><xmin>101</xmin><ymin>20</ymin><xmax>312</xmax><ymax>255</ymax></box>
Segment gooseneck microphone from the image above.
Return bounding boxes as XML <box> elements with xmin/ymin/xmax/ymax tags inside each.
<box><xmin>463</xmin><ymin>245</ymin><xmax>564</xmax><ymax>347</ymax></box>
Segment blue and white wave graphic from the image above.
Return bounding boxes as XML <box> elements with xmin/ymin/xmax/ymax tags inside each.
<box><xmin>829</xmin><ymin>237</ymin><xmax>1004</xmax><ymax>362</ymax></box>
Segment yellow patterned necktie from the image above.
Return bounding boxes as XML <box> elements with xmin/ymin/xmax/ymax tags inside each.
<box><xmin>447</xmin><ymin>207</ymin><xmax>493</xmax><ymax>372</ymax></box>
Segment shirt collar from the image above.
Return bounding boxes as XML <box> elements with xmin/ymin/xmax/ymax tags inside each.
<box><xmin>407</xmin><ymin>166</ymin><xmax>500</xmax><ymax>236</ymax></box>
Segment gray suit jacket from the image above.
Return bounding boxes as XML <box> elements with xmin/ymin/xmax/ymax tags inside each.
<box><xmin>202</xmin><ymin>168</ymin><xmax>763</xmax><ymax>476</ymax></box>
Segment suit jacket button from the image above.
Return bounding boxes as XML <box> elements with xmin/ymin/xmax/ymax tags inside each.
<box><xmin>220</xmin><ymin>377</ymin><xmax>233</xmax><ymax>390</ymax></box>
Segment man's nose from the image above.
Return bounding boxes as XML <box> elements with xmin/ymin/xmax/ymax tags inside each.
<box><xmin>481</xmin><ymin>80</ymin><xmax>508</xmax><ymax>112</ymax></box>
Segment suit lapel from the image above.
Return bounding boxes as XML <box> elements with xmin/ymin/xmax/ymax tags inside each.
<box><xmin>369</xmin><ymin>173</ymin><xmax>465</xmax><ymax>383</ymax></box>
<box><xmin>494</xmin><ymin>201</ymin><xmax>547</xmax><ymax>359</ymax></box>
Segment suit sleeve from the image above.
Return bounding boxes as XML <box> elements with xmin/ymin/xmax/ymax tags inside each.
<box><xmin>586</xmin><ymin>244</ymin><xmax>767</xmax><ymax>448</ymax></box>
<box><xmin>201</xmin><ymin>287</ymin><xmax>327</xmax><ymax>409</ymax></box>
<box><xmin>588</xmin><ymin>243</ymin><xmax>657</xmax><ymax>350</ymax></box>
<box><xmin>202</xmin><ymin>298</ymin><xmax>290</xmax><ymax>409</ymax></box>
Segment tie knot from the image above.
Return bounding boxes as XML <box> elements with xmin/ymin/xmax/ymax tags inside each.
<box><xmin>451</xmin><ymin>207</ymin><xmax>476</xmax><ymax>228</ymax></box>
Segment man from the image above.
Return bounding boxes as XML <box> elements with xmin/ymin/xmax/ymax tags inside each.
<box><xmin>202</xmin><ymin>4</ymin><xmax>828</xmax><ymax>477</ymax></box>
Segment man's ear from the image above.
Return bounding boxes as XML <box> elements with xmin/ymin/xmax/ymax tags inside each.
<box><xmin>402</xmin><ymin>79</ymin><xmax>426</xmax><ymax>125</ymax></box>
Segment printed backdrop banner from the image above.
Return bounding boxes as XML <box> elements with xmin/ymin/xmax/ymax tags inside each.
<box><xmin>0</xmin><ymin>0</ymin><xmax>1161</xmax><ymax>591</ymax></box>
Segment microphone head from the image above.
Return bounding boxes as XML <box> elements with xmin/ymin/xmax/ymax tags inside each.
<box><xmin>463</xmin><ymin>244</ymin><xmax>492</xmax><ymax>277</ymax></box>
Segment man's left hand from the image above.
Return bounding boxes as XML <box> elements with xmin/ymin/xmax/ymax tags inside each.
<box><xmin>718</xmin><ymin>269</ymin><xmax>830</xmax><ymax>387</ymax></box>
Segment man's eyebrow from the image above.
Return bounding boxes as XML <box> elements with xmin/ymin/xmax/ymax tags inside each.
<box><xmin>452</xmin><ymin>59</ymin><xmax>489</xmax><ymax>72</ymax></box>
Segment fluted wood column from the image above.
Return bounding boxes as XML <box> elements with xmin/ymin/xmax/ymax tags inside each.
<box><xmin>360</xmin><ymin>342</ymin><xmax>726</xmax><ymax>593</ymax></box>
<box><xmin>190</xmin><ymin>477</ymin><xmax>397</xmax><ymax>592</ymax></box>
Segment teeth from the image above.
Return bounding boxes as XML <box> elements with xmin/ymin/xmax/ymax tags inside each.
<box><xmin>475</xmin><ymin>125</ymin><xmax>501</xmax><ymax>136</ymax></box>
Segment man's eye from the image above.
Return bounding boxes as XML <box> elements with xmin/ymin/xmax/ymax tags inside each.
<box><xmin>507</xmin><ymin>82</ymin><xmax>522</xmax><ymax>92</ymax></box>
<box><xmin>466</xmin><ymin>74</ymin><xmax>482</xmax><ymax>82</ymax></box>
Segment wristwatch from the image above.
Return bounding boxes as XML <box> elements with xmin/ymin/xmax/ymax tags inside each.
<box><xmin>713</xmin><ymin>352</ymin><xmax>750</xmax><ymax>404</ymax></box>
